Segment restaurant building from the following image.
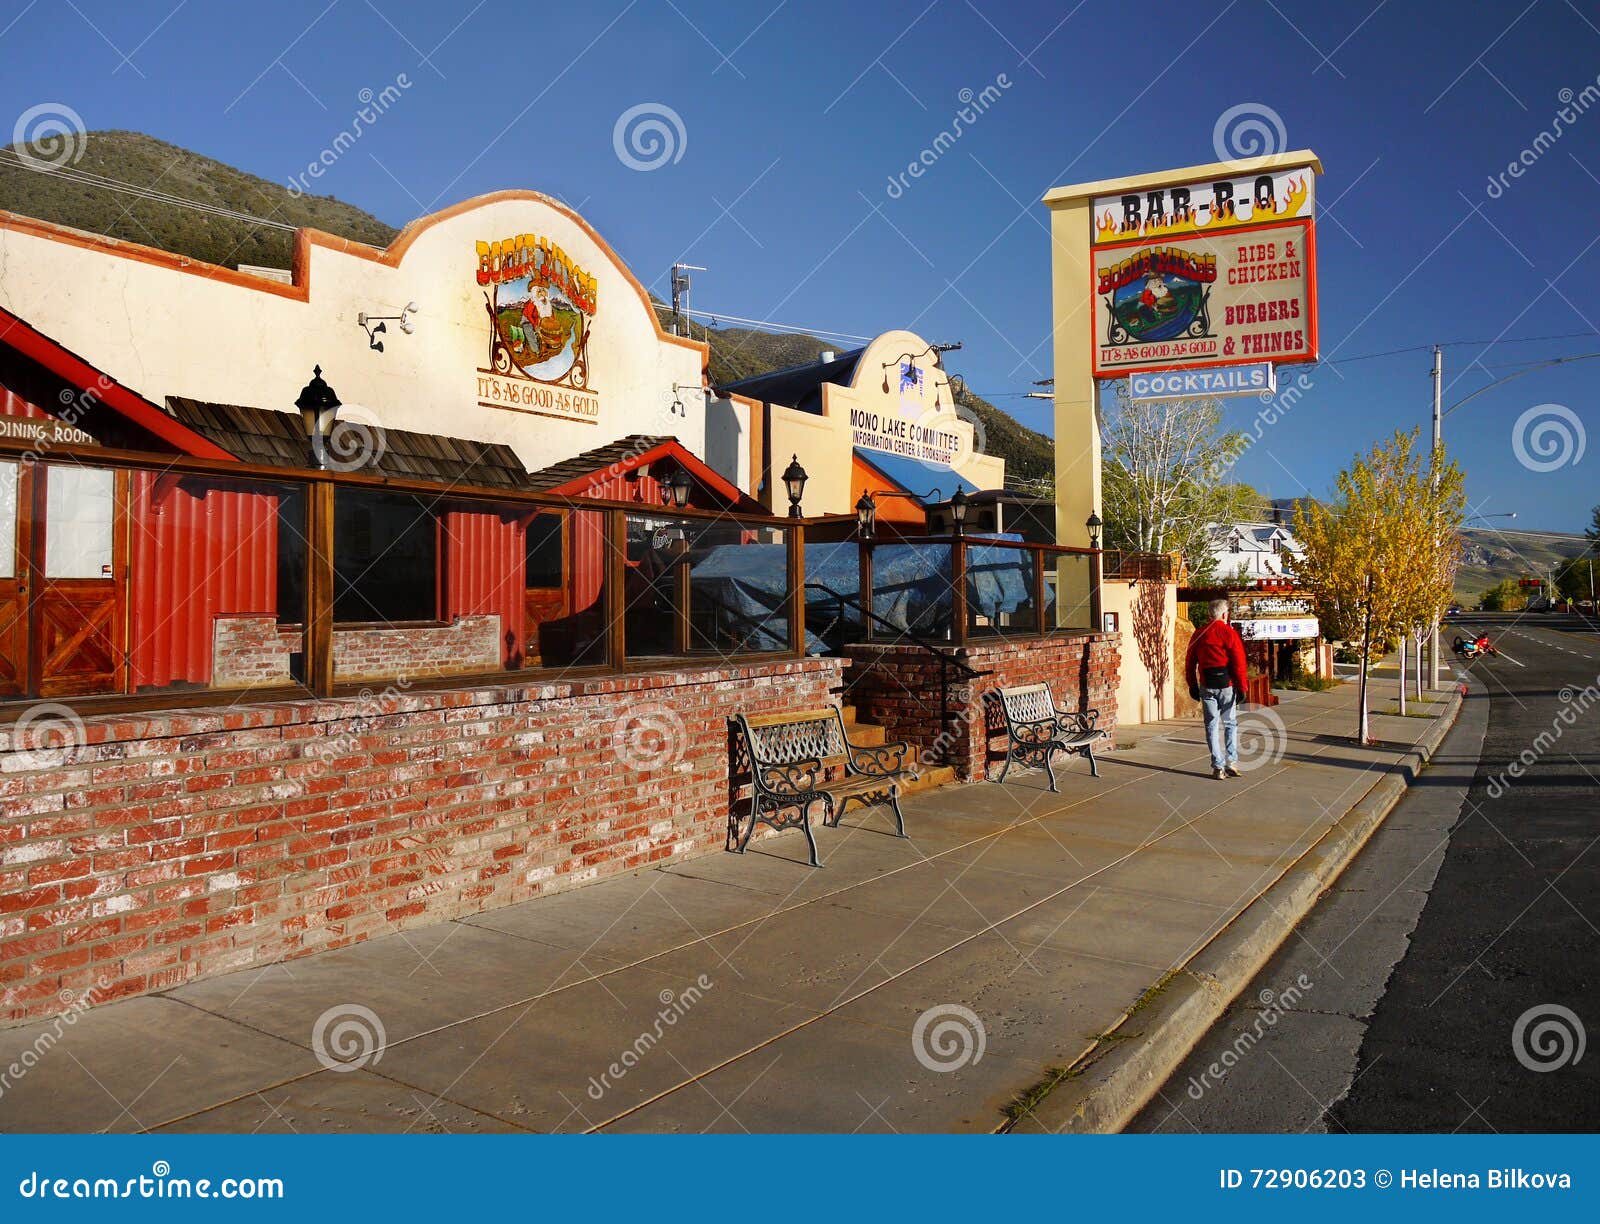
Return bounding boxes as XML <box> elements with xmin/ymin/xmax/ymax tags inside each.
<box><xmin>0</xmin><ymin>190</ymin><xmax>1115</xmax><ymax>1023</ymax></box>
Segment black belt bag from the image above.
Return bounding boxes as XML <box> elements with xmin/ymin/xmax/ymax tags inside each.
<box><xmin>1201</xmin><ymin>666</ymin><xmax>1232</xmax><ymax>688</ymax></box>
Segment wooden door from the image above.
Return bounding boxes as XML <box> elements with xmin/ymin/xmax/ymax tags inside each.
<box><xmin>31</xmin><ymin>465</ymin><xmax>126</xmax><ymax>698</ymax></box>
<box><xmin>0</xmin><ymin>460</ymin><xmax>28</xmax><ymax>697</ymax></box>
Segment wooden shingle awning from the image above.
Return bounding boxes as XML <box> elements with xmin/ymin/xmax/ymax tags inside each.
<box><xmin>164</xmin><ymin>397</ymin><xmax>530</xmax><ymax>489</ymax></box>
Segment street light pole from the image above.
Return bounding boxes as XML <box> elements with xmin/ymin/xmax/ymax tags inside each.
<box><xmin>1429</xmin><ymin>344</ymin><xmax>1443</xmax><ymax>690</ymax></box>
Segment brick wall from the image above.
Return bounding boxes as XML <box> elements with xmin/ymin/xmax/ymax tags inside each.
<box><xmin>211</xmin><ymin>615</ymin><xmax>506</xmax><ymax>688</ymax></box>
<box><xmin>332</xmin><ymin>615</ymin><xmax>502</xmax><ymax>682</ymax></box>
<box><xmin>0</xmin><ymin>657</ymin><xmax>845</xmax><ymax>1025</ymax></box>
<box><xmin>843</xmin><ymin>633</ymin><xmax>1119</xmax><ymax>781</ymax></box>
<box><xmin>212</xmin><ymin>617</ymin><xmax>294</xmax><ymax>688</ymax></box>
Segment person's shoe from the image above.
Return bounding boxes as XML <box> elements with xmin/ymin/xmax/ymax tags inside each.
<box><xmin>1212</xmin><ymin>767</ymin><xmax>1227</xmax><ymax>780</ymax></box>
<box><xmin>1225</xmin><ymin>764</ymin><xmax>1242</xmax><ymax>778</ymax></box>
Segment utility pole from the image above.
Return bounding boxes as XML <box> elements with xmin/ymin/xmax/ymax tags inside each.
<box><xmin>669</xmin><ymin>263</ymin><xmax>704</xmax><ymax>337</ymax></box>
<box><xmin>1428</xmin><ymin>344</ymin><xmax>1443</xmax><ymax>690</ymax></box>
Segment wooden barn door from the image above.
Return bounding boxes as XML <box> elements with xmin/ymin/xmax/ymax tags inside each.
<box><xmin>32</xmin><ymin>464</ymin><xmax>126</xmax><ymax>697</ymax></box>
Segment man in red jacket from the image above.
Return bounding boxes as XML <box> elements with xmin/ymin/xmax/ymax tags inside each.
<box><xmin>1185</xmin><ymin>598</ymin><xmax>1249</xmax><ymax>780</ymax></box>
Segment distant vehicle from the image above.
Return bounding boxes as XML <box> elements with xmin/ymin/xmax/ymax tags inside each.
<box><xmin>1527</xmin><ymin>596</ymin><xmax>1554</xmax><ymax>612</ymax></box>
<box><xmin>1580</xmin><ymin>599</ymin><xmax>1597</xmax><ymax>614</ymax></box>
<box><xmin>1444</xmin><ymin>605</ymin><xmax>1462</xmax><ymax>619</ymax></box>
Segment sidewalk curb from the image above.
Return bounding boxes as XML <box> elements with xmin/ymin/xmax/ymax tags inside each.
<box><xmin>1010</xmin><ymin>684</ymin><xmax>1467</xmax><ymax>1134</ymax></box>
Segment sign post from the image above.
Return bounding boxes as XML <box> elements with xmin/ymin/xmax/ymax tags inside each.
<box><xmin>1043</xmin><ymin>150</ymin><xmax>1322</xmax><ymax>630</ymax></box>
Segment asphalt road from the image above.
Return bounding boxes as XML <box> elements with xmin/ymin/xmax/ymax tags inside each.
<box><xmin>1131</xmin><ymin>614</ymin><xmax>1600</xmax><ymax>1133</ymax></box>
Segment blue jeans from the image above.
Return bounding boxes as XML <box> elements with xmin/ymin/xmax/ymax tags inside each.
<box><xmin>1200</xmin><ymin>686</ymin><xmax>1238</xmax><ymax>770</ymax></box>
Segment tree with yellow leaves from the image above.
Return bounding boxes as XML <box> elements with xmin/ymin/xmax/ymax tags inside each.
<box><xmin>1291</xmin><ymin>430</ymin><xmax>1464</xmax><ymax>741</ymax></box>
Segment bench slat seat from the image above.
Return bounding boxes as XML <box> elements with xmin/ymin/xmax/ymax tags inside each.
<box><xmin>735</xmin><ymin>707</ymin><xmax>915</xmax><ymax>867</ymax></box>
<box><xmin>990</xmin><ymin>682</ymin><xmax>1108</xmax><ymax>791</ymax></box>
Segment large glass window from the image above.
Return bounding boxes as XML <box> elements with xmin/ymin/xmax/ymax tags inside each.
<box><xmin>333</xmin><ymin>489</ymin><xmax>439</xmax><ymax>623</ymax></box>
<box><xmin>965</xmin><ymin>542</ymin><xmax>1041</xmax><ymax>637</ymax></box>
<box><xmin>624</xmin><ymin>514</ymin><xmax>791</xmax><ymax>659</ymax></box>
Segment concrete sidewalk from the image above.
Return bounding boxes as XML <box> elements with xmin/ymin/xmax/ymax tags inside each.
<box><xmin>0</xmin><ymin>675</ymin><xmax>1461</xmax><ymax>1134</ymax></box>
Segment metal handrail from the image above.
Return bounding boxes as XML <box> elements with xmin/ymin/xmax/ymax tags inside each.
<box><xmin>805</xmin><ymin>580</ymin><xmax>987</xmax><ymax>770</ymax></box>
<box><xmin>803</xmin><ymin>581</ymin><xmax>981</xmax><ymax>680</ymax></box>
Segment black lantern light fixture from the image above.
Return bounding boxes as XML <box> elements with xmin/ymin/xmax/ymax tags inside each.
<box><xmin>666</xmin><ymin>466</ymin><xmax>693</xmax><ymax>510</ymax></box>
<box><xmin>855</xmin><ymin>491</ymin><xmax>877</xmax><ymax>539</ymax></box>
<box><xmin>1085</xmin><ymin>511</ymin><xmax>1103</xmax><ymax>549</ymax></box>
<box><xmin>949</xmin><ymin>487</ymin><xmax>969</xmax><ymax>535</ymax></box>
<box><xmin>295</xmin><ymin>365</ymin><xmax>341</xmax><ymax>468</ymax></box>
<box><xmin>781</xmin><ymin>454</ymin><xmax>808</xmax><ymax>518</ymax></box>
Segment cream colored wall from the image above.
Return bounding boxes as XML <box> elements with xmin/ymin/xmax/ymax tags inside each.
<box><xmin>0</xmin><ymin>194</ymin><xmax>705</xmax><ymax>477</ymax></box>
<box><xmin>1100</xmin><ymin>579</ymin><xmax>1179</xmax><ymax>726</ymax></box>
<box><xmin>758</xmin><ymin>329</ymin><xmax>1004</xmax><ymax>517</ymax></box>
<box><xmin>767</xmin><ymin>404</ymin><xmax>852</xmax><ymax>515</ymax></box>
<box><xmin>704</xmin><ymin>394</ymin><xmax>750</xmax><ymax>492</ymax></box>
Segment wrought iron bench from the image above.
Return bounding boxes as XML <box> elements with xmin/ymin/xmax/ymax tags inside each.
<box><xmin>734</xmin><ymin>708</ymin><xmax>915</xmax><ymax>867</ymax></box>
<box><xmin>990</xmin><ymin>682</ymin><xmax>1107</xmax><ymax>791</ymax></box>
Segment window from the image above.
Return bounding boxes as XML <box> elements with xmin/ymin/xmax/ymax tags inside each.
<box><xmin>333</xmin><ymin>489</ymin><xmax>439</xmax><ymax>622</ymax></box>
<box><xmin>525</xmin><ymin>512</ymin><xmax>564</xmax><ymax>588</ymax></box>
<box><xmin>1229</xmin><ymin>536</ymin><xmax>1241</xmax><ymax>554</ymax></box>
<box><xmin>45</xmin><ymin>466</ymin><xmax>114</xmax><ymax>578</ymax></box>
<box><xmin>0</xmin><ymin>461</ymin><xmax>16</xmax><ymax>579</ymax></box>
<box><xmin>1271</xmin><ymin>535</ymin><xmax>1281</xmax><ymax>554</ymax></box>
<box><xmin>276</xmin><ymin>485</ymin><xmax>307</xmax><ymax>623</ymax></box>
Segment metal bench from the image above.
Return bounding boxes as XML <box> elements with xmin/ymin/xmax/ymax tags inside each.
<box><xmin>734</xmin><ymin>707</ymin><xmax>915</xmax><ymax>867</ymax></box>
<box><xmin>990</xmin><ymin>682</ymin><xmax>1107</xmax><ymax>791</ymax></box>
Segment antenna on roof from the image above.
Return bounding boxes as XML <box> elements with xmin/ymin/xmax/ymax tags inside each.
<box><xmin>670</xmin><ymin>263</ymin><xmax>706</xmax><ymax>336</ymax></box>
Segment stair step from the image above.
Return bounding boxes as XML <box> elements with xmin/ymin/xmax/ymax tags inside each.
<box><xmin>903</xmin><ymin>765</ymin><xmax>957</xmax><ymax>794</ymax></box>
<box><xmin>847</xmin><ymin>723</ymin><xmax>887</xmax><ymax>747</ymax></box>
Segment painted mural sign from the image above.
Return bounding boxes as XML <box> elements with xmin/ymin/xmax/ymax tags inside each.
<box><xmin>474</xmin><ymin>234</ymin><xmax>601</xmax><ymax>423</ymax></box>
<box><xmin>849</xmin><ymin>361</ymin><xmax>961</xmax><ymax>463</ymax></box>
<box><xmin>1092</xmin><ymin>219</ymin><xmax>1315</xmax><ymax>377</ymax></box>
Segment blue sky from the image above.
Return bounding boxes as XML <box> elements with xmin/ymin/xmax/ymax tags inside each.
<box><xmin>4</xmin><ymin>0</ymin><xmax>1599</xmax><ymax>532</ymax></box>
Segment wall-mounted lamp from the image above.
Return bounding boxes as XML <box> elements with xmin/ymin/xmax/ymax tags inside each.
<box><xmin>1085</xmin><ymin>512</ymin><xmax>1103</xmax><ymax>550</ymax></box>
<box><xmin>855</xmin><ymin>491</ymin><xmax>877</xmax><ymax>539</ymax></box>
<box><xmin>357</xmin><ymin>302</ymin><xmax>420</xmax><ymax>352</ymax></box>
<box><xmin>295</xmin><ymin>365</ymin><xmax>341</xmax><ymax>469</ymax></box>
<box><xmin>781</xmin><ymin>454</ymin><xmax>808</xmax><ymax>518</ymax></box>
<box><xmin>879</xmin><ymin>342</ymin><xmax>961</xmax><ymax>394</ymax></box>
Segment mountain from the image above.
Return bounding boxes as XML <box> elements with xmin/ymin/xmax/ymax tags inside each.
<box><xmin>0</xmin><ymin>130</ymin><xmax>397</xmax><ymax>270</ymax></box>
<box><xmin>3</xmin><ymin>129</ymin><xmax>1055</xmax><ymax>488</ymax></box>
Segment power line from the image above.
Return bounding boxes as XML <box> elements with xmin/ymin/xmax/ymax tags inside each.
<box><xmin>678</xmin><ymin>306</ymin><xmax>873</xmax><ymax>344</ymax></box>
<box><xmin>0</xmin><ymin>151</ymin><xmax>297</xmax><ymax>232</ymax></box>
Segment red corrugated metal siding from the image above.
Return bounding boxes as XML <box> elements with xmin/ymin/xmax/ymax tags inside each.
<box><xmin>443</xmin><ymin>508</ymin><xmax>525</xmax><ymax>666</ymax></box>
<box><xmin>569</xmin><ymin>509</ymin><xmax>606</xmax><ymax>615</ymax></box>
<box><xmin>129</xmin><ymin>473</ymin><xmax>278</xmax><ymax>689</ymax></box>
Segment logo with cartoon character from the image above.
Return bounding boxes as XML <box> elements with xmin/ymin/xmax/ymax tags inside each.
<box><xmin>476</xmin><ymin>235</ymin><xmax>597</xmax><ymax>389</ymax></box>
<box><xmin>1097</xmin><ymin>245</ymin><xmax>1218</xmax><ymax>348</ymax></box>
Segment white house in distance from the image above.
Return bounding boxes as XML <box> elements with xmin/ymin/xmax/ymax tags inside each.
<box><xmin>1204</xmin><ymin>516</ymin><xmax>1303</xmax><ymax>583</ymax></box>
